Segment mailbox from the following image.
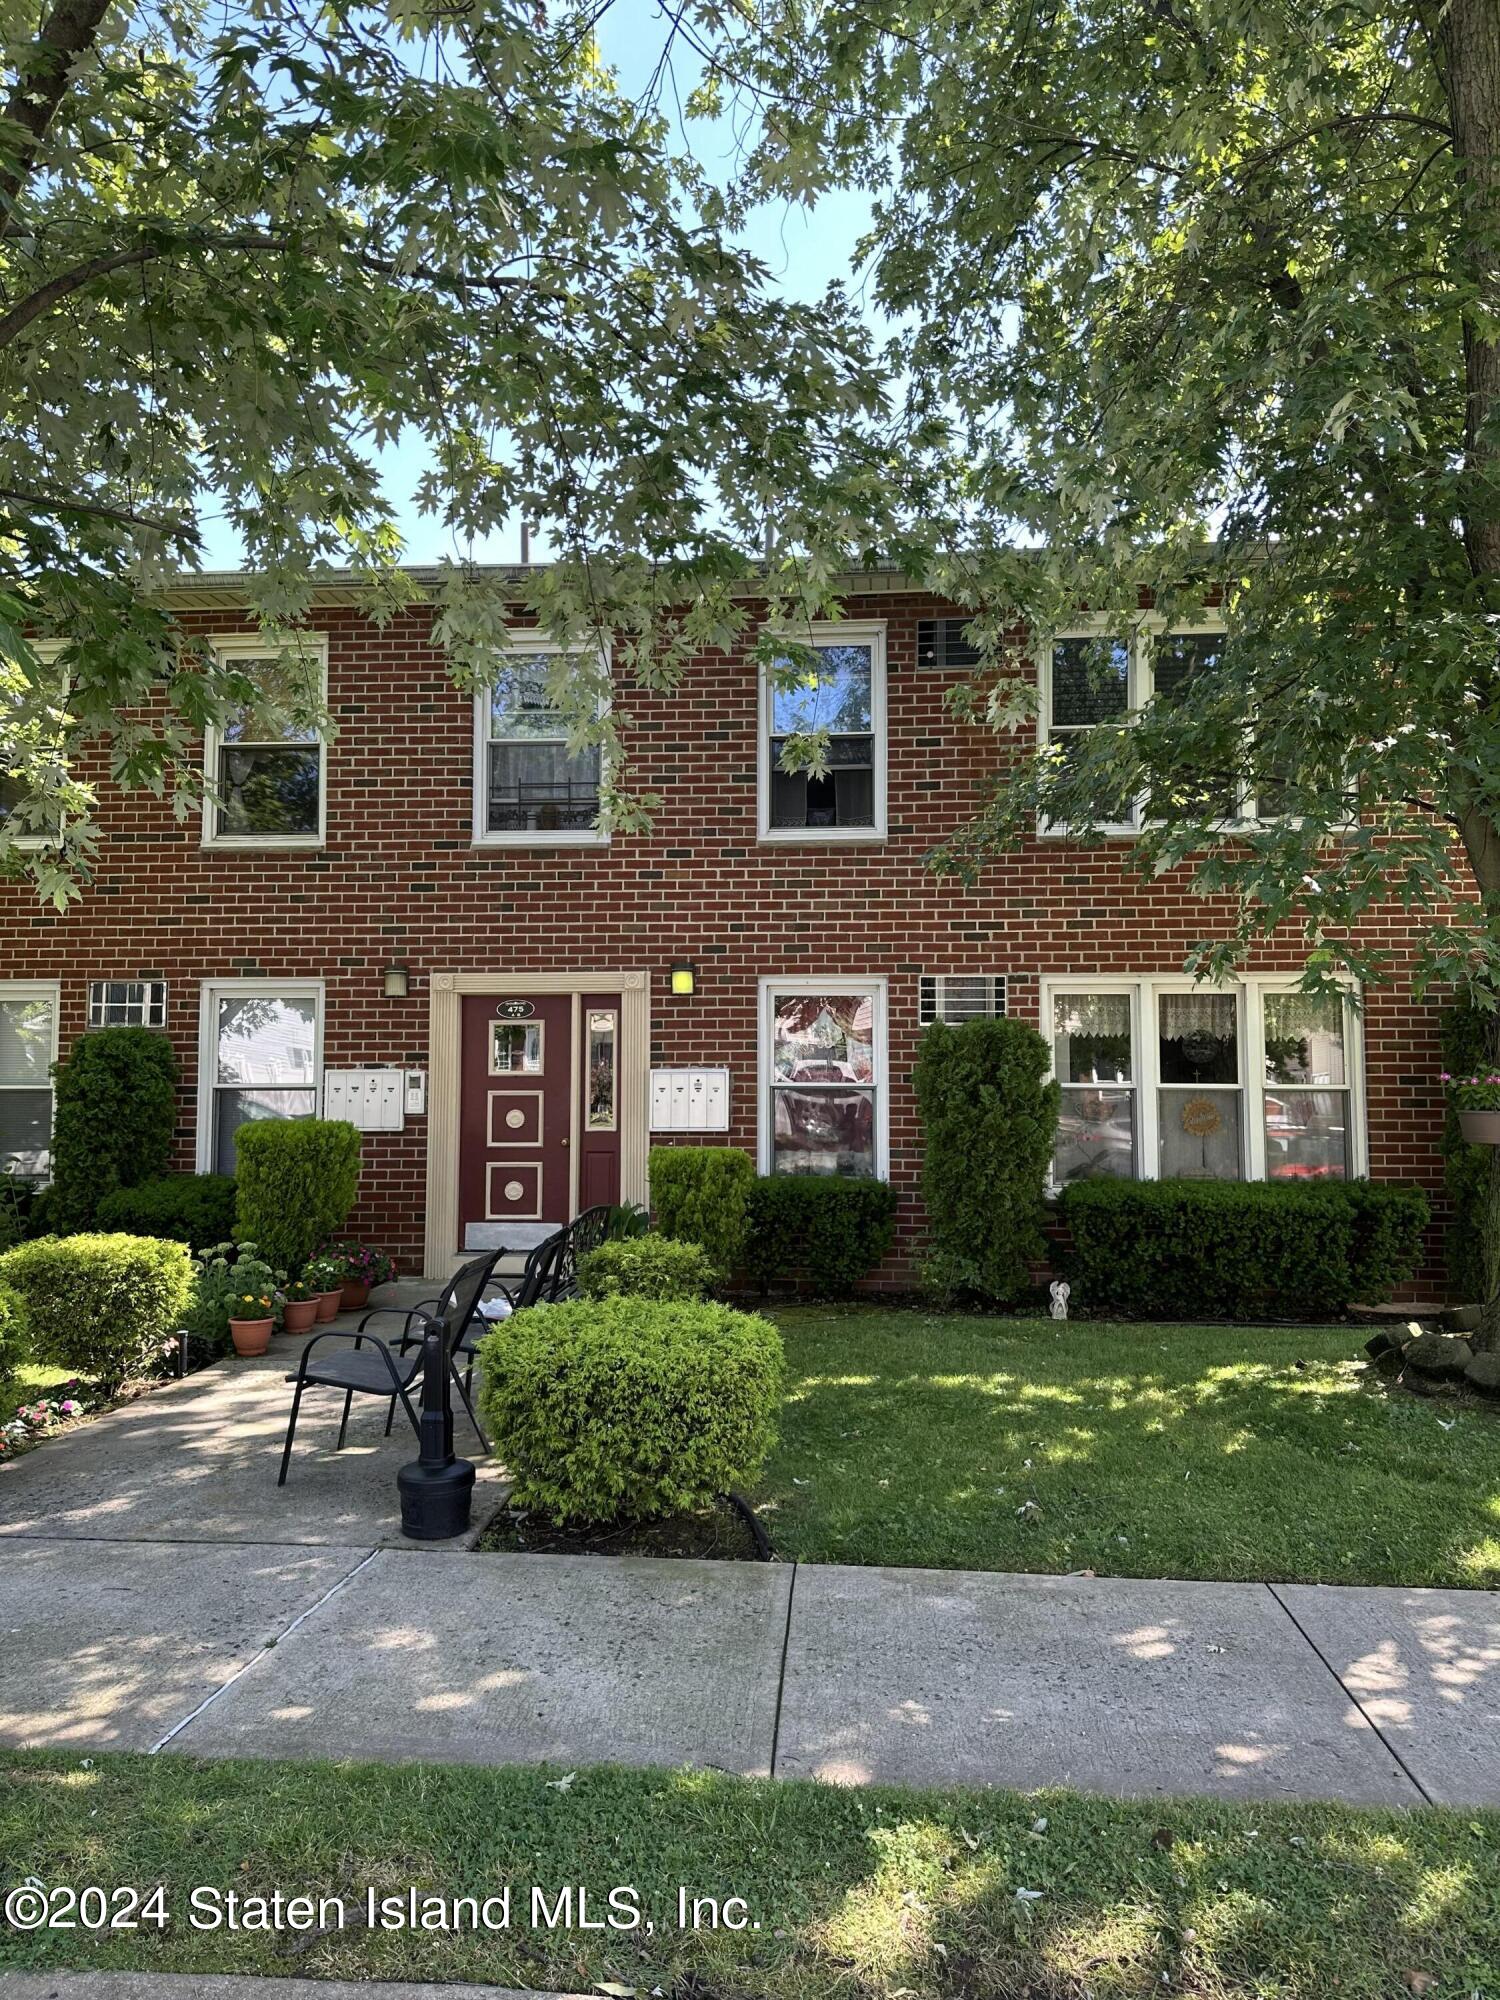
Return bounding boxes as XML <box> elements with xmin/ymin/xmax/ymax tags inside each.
<box><xmin>648</xmin><ymin>1067</ymin><xmax>730</xmax><ymax>1132</ymax></box>
<box><xmin>323</xmin><ymin>1068</ymin><xmax>406</xmax><ymax>1133</ymax></box>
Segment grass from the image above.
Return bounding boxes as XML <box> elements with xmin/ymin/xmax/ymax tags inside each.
<box><xmin>0</xmin><ymin>1750</ymin><xmax>1496</xmax><ymax>1998</ymax></box>
<box><xmin>13</xmin><ymin>1363</ymin><xmax>75</xmax><ymax>1395</ymax></box>
<box><xmin>752</xmin><ymin>1308</ymin><xmax>1500</xmax><ymax>1587</ymax></box>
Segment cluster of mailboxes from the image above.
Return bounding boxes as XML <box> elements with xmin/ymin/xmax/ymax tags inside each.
<box><xmin>323</xmin><ymin>1069</ymin><xmax>427</xmax><ymax>1132</ymax></box>
<box><xmin>649</xmin><ymin>1067</ymin><xmax>730</xmax><ymax>1132</ymax></box>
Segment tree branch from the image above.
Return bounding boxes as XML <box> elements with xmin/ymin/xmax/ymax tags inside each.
<box><xmin>0</xmin><ymin>486</ymin><xmax>188</xmax><ymax>531</ymax></box>
<box><xmin>0</xmin><ymin>0</ymin><xmax>116</xmax><ymax>213</ymax></box>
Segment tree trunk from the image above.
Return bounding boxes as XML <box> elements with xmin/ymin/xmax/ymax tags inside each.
<box><xmin>1441</xmin><ymin>2</ymin><xmax>1500</xmax><ymax>1342</ymax></box>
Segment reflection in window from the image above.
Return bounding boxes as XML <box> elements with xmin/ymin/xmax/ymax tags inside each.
<box><xmin>1051</xmin><ymin>991</ymin><xmax>1135</xmax><ymax>1181</ymax></box>
<box><xmin>587</xmin><ymin>1012</ymin><xmax>617</xmax><ymax>1130</ymax></box>
<box><xmin>1263</xmin><ymin>991</ymin><xmax>1349</xmax><ymax>1179</ymax></box>
<box><xmin>769</xmin><ymin>644</ymin><xmax>876</xmax><ymax>830</ymax></box>
<box><xmin>490</xmin><ymin>1022</ymin><xmax>543</xmax><ymax>1074</ymax></box>
<box><xmin>0</xmin><ymin>991</ymin><xmax>55</xmax><ymax>1176</ymax></box>
<box><xmin>212</xmin><ymin>654</ymin><xmax>323</xmax><ymax>839</ymax></box>
<box><xmin>769</xmin><ymin>991</ymin><xmax>877</xmax><ymax>1175</ymax></box>
<box><xmin>211</xmin><ymin>992</ymin><xmax>318</xmax><ymax>1174</ymax></box>
<box><xmin>485</xmin><ymin>657</ymin><xmax>601</xmax><ymax>835</ymax></box>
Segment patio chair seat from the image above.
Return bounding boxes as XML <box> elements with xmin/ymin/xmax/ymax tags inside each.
<box><xmin>288</xmin><ymin>1347</ymin><xmax>419</xmax><ymax>1397</ymax></box>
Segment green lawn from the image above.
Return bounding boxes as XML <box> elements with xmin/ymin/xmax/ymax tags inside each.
<box><xmin>753</xmin><ymin>1308</ymin><xmax>1500</xmax><ymax>1587</ymax></box>
<box><xmin>0</xmin><ymin>1751</ymin><xmax>1496</xmax><ymax>1998</ymax></box>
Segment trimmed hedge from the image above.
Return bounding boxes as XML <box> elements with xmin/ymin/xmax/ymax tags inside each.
<box><xmin>0</xmin><ymin>1278</ymin><xmax>29</xmax><ymax>1398</ymax></box>
<box><xmin>650</xmin><ymin>1146</ymin><xmax>755</xmax><ymax>1272</ymax></box>
<box><xmin>234</xmin><ymin>1119</ymin><xmax>361</xmax><ymax>1273</ymax></box>
<box><xmin>1058</xmin><ymin>1178</ymin><xmax>1430</xmax><ymax>1319</ymax></box>
<box><xmin>95</xmin><ymin>1174</ymin><xmax>238</xmax><ymax>1253</ymax></box>
<box><xmin>0</xmin><ymin>1232</ymin><xmax>194</xmax><ymax>1390</ymax></box>
<box><xmin>913</xmin><ymin>1015</ymin><xmax>1059</xmax><ymax>1302</ymax></box>
<box><xmin>578</xmin><ymin>1235</ymin><xmax>717</xmax><ymax>1301</ymax></box>
<box><xmin>478</xmin><ymin>1297</ymin><xmax>783</xmax><ymax>1524</ymax></box>
<box><xmin>744</xmin><ymin>1174</ymin><xmax>898</xmax><ymax>1297</ymax></box>
<box><xmin>48</xmin><ymin>1027</ymin><xmax>178</xmax><ymax>1231</ymax></box>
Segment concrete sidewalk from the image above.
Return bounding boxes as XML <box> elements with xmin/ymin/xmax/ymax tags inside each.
<box><xmin>0</xmin><ymin>1534</ymin><xmax>1496</xmax><ymax>1806</ymax></box>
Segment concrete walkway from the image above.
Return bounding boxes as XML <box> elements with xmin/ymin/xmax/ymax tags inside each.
<box><xmin>0</xmin><ymin>1331</ymin><xmax>1496</xmax><ymax>1807</ymax></box>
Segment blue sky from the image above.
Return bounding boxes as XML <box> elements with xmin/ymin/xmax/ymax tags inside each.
<box><xmin>196</xmin><ymin>6</ymin><xmax>876</xmax><ymax>570</ymax></box>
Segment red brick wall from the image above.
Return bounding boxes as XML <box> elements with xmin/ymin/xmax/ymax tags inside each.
<box><xmin>0</xmin><ymin>590</ymin><xmax>1459</xmax><ymax>1294</ymax></box>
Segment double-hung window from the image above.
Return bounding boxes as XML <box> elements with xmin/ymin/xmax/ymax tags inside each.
<box><xmin>760</xmin><ymin>977</ymin><xmax>887</xmax><ymax>1178</ymax></box>
<box><xmin>197</xmin><ymin>981</ymin><xmax>322</xmax><ymax>1175</ymax></box>
<box><xmin>1042</xmin><ymin>977</ymin><xmax>1362</xmax><ymax>1186</ymax></box>
<box><xmin>2</xmin><ymin>641</ymin><xmax>69</xmax><ymax>852</ymax></box>
<box><xmin>0</xmin><ymin>982</ymin><xmax>59</xmax><ymax>1177</ymax></box>
<box><xmin>474</xmin><ymin>639</ymin><xmax>606</xmax><ymax>845</ymax></box>
<box><xmin>759</xmin><ymin>622</ymin><xmax>886</xmax><ymax>841</ymax></box>
<box><xmin>204</xmin><ymin>637</ymin><xmax>327</xmax><ymax>847</ymax></box>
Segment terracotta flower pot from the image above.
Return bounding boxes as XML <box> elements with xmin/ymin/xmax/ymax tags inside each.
<box><xmin>315</xmin><ymin>1289</ymin><xmax>342</xmax><ymax>1322</ymax></box>
<box><xmin>281</xmin><ymin>1297</ymin><xmax>319</xmax><ymax>1335</ymax></box>
<box><xmin>339</xmin><ymin>1279</ymin><xmax>371</xmax><ymax>1310</ymax></box>
<box><xmin>1459</xmin><ymin>1107</ymin><xmax>1500</xmax><ymax>1145</ymax></box>
<box><xmin>228</xmin><ymin>1316</ymin><xmax>274</xmax><ymax>1357</ymax></box>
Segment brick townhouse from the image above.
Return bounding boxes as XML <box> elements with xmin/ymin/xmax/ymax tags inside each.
<box><xmin>0</xmin><ymin>565</ymin><xmax>1457</xmax><ymax>1289</ymax></box>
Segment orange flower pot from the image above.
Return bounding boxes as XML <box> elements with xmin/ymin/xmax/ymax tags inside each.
<box><xmin>315</xmin><ymin>1289</ymin><xmax>342</xmax><ymax>1322</ymax></box>
<box><xmin>339</xmin><ymin>1280</ymin><xmax>371</xmax><ymax>1310</ymax></box>
<box><xmin>281</xmin><ymin>1298</ymin><xmax>319</xmax><ymax>1335</ymax></box>
<box><xmin>228</xmin><ymin>1317</ymin><xmax>274</xmax><ymax>1358</ymax></box>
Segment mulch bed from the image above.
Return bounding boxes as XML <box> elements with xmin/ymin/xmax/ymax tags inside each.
<box><xmin>477</xmin><ymin>1492</ymin><xmax>772</xmax><ymax>1561</ymax></box>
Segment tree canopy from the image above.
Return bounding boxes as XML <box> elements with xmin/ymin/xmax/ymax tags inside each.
<box><xmin>0</xmin><ymin>0</ymin><xmax>896</xmax><ymax>898</ymax></box>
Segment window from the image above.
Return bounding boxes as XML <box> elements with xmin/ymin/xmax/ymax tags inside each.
<box><xmin>88</xmin><ymin>979</ymin><xmax>166</xmax><ymax>1029</ymax></box>
<box><xmin>0</xmin><ymin>983</ymin><xmax>58</xmax><ymax>1177</ymax></box>
<box><xmin>197</xmin><ymin>982</ymin><xmax>322</xmax><ymax>1174</ymax></box>
<box><xmin>475</xmin><ymin>641</ymin><xmax>606</xmax><ymax>844</ymax></box>
<box><xmin>760</xmin><ymin>978</ymin><xmax>886</xmax><ymax>1177</ymax></box>
<box><xmin>919</xmin><ymin>974</ymin><xmax>1007</xmax><ymax>1026</ymax></box>
<box><xmin>203</xmin><ymin>637</ymin><xmax>327</xmax><ymax>847</ymax></box>
<box><xmin>2</xmin><ymin>641</ymin><xmax>68</xmax><ymax>851</ymax></box>
<box><xmin>1041</xmin><ymin>977</ymin><xmax>1363</xmax><ymax>1186</ymax></box>
<box><xmin>490</xmin><ymin>1021</ymin><xmax>544</xmax><ymax>1074</ymax></box>
<box><xmin>917</xmin><ymin>618</ymin><xmax>983</xmax><ymax>671</ymax></box>
<box><xmin>587</xmin><ymin>1010</ymin><xmax>618</xmax><ymax>1130</ymax></box>
<box><xmin>759</xmin><ymin>622</ymin><xmax>886</xmax><ymax>841</ymax></box>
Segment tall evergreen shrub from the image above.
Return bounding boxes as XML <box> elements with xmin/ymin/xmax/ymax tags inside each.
<box><xmin>649</xmin><ymin>1146</ymin><xmax>755</xmax><ymax>1272</ymax></box>
<box><xmin>913</xmin><ymin>1016</ymin><xmax>1060</xmax><ymax>1302</ymax></box>
<box><xmin>234</xmin><ymin>1119</ymin><xmax>361</xmax><ymax>1273</ymax></box>
<box><xmin>48</xmin><ymin>1027</ymin><xmax>178</xmax><ymax>1232</ymax></box>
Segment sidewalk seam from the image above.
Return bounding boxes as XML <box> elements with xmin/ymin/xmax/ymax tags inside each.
<box><xmin>146</xmin><ymin>1545</ymin><xmax>382</xmax><ymax>1756</ymax></box>
<box><xmin>1266</xmin><ymin>1581</ymin><xmax>1434</xmax><ymax>1805</ymax></box>
<box><xmin>768</xmin><ymin>1561</ymin><xmax>798</xmax><ymax>1779</ymax></box>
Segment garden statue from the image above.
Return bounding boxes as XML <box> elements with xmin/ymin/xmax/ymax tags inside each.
<box><xmin>1049</xmin><ymin>1280</ymin><xmax>1070</xmax><ymax>1321</ymax></box>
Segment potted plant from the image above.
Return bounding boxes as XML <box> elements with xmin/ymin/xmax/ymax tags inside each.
<box><xmin>1446</xmin><ymin>1072</ymin><xmax>1500</xmax><ymax>1145</ymax></box>
<box><xmin>280</xmin><ymin>1277</ymin><xmax>319</xmax><ymax>1335</ymax></box>
<box><xmin>304</xmin><ymin>1255</ymin><xmax>346</xmax><ymax>1321</ymax></box>
<box><xmin>227</xmin><ymin>1286</ymin><xmax>276</xmax><ymax>1356</ymax></box>
<box><xmin>330</xmin><ymin>1242</ymin><xmax>396</xmax><ymax>1310</ymax></box>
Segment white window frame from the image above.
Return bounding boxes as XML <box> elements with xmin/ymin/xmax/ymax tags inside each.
<box><xmin>3</xmin><ymin>641</ymin><xmax>68</xmax><ymax>852</ymax></box>
<box><xmin>757</xmin><ymin>619</ymin><xmax>888</xmax><ymax>844</ymax></box>
<box><xmin>1038</xmin><ymin>974</ymin><xmax>1367</xmax><ymax>1186</ymax></box>
<box><xmin>196</xmin><ymin>978</ymin><xmax>325</xmax><ymax>1173</ymax></box>
<box><xmin>0</xmin><ymin>979</ymin><xmax>60</xmax><ymax>1180</ymax></box>
<box><xmin>202</xmin><ymin>633</ymin><xmax>328</xmax><ymax>851</ymax></box>
<box><xmin>471</xmin><ymin>632</ymin><xmax>611</xmax><ymax>849</ymax></box>
<box><xmin>87</xmin><ymin>978</ymin><xmax>167</xmax><ymax>1029</ymax></box>
<box><xmin>919</xmin><ymin>973</ymin><xmax>1008</xmax><ymax>1026</ymax></box>
<box><xmin>757</xmin><ymin>974</ymin><xmax>889</xmax><ymax>1179</ymax></box>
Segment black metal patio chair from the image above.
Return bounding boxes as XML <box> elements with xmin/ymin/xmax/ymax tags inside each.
<box><xmin>423</xmin><ymin>1226</ymin><xmax>568</xmax><ymax>1405</ymax></box>
<box><xmin>276</xmin><ymin>1247</ymin><xmax>502</xmax><ymax>1485</ymax></box>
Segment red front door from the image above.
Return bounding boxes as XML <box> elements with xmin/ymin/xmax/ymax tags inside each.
<box><xmin>459</xmin><ymin>994</ymin><xmax>573</xmax><ymax>1246</ymax></box>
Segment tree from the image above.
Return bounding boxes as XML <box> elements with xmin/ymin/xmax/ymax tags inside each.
<box><xmin>720</xmin><ymin>0</ymin><xmax>1500</xmax><ymax>1335</ymax></box>
<box><xmin>0</xmin><ymin>0</ymin><xmax>896</xmax><ymax>901</ymax></box>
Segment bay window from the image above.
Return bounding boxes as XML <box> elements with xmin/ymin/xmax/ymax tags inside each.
<box><xmin>760</xmin><ymin>979</ymin><xmax>886</xmax><ymax>1177</ymax></box>
<box><xmin>475</xmin><ymin>643</ymin><xmax>606</xmax><ymax>844</ymax></box>
<box><xmin>198</xmin><ymin>982</ymin><xmax>322</xmax><ymax>1175</ymax></box>
<box><xmin>0</xmin><ymin>983</ymin><xmax>58</xmax><ymax>1177</ymax></box>
<box><xmin>759</xmin><ymin>623</ymin><xmax>886</xmax><ymax>841</ymax></box>
<box><xmin>1043</xmin><ymin>978</ymin><xmax>1362</xmax><ymax>1186</ymax></box>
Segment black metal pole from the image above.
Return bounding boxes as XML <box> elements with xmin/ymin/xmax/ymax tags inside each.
<box><xmin>397</xmin><ymin>1319</ymin><xmax>475</xmax><ymax>1540</ymax></box>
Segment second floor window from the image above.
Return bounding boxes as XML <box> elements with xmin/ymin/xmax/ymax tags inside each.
<box><xmin>478</xmin><ymin>651</ymin><xmax>604</xmax><ymax>843</ymax></box>
<box><xmin>205</xmin><ymin>641</ymin><xmax>326</xmax><ymax>846</ymax></box>
<box><xmin>759</xmin><ymin>623</ymin><xmax>887</xmax><ymax>841</ymax></box>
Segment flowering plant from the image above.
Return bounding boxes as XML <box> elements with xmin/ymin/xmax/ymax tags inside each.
<box><xmin>304</xmin><ymin>1255</ymin><xmax>346</xmax><ymax>1292</ymax></box>
<box><xmin>327</xmin><ymin>1242</ymin><xmax>396</xmax><ymax>1288</ymax></box>
<box><xmin>229</xmin><ymin>1289</ymin><xmax>275</xmax><ymax>1319</ymax></box>
<box><xmin>1443</xmin><ymin>1072</ymin><xmax>1500</xmax><ymax>1111</ymax></box>
<box><xmin>0</xmin><ymin>1380</ymin><xmax>92</xmax><ymax>1457</ymax></box>
<box><xmin>281</xmin><ymin>1278</ymin><xmax>316</xmax><ymax>1304</ymax></box>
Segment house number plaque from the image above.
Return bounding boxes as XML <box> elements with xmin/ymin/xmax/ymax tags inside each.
<box><xmin>495</xmin><ymin>1000</ymin><xmax>535</xmax><ymax>1019</ymax></box>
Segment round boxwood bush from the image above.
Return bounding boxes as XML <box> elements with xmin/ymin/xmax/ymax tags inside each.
<box><xmin>0</xmin><ymin>1232</ymin><xmax>194</xmax><ymax>1391</ymax></box>
<box><xmin>577</xmin><ymin>1234</ymin><xmax>717</xmax><ymax>1301</ymax></box>
<box><xmin>0</xmin><ymin>1279</ymin><xmax>29</xmax><ymax>1399</ymax></box>
<box><xmin>478</xmin><ymin>1297</ymin><xmax>784</xmax><ymax>1525</ymax></box>
<box><xmin>95</xmin><ymin>1173</ymin><xmax>238</xmax><ymax>1253</ymax></box>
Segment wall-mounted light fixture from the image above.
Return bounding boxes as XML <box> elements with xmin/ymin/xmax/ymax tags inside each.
<box><xmin>669</xmin><ymin>958</ymin><xmax>696</xmax><ymax>998</ymax></box>
<box><xmin>383</xmin><ymin>963</ymin><xmax>410</xmax><ymax>999</ymax></box>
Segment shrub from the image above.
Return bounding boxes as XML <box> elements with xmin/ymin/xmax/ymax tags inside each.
<box><xmin>478</xmin><ymin>1297</ymin><xmax>783</xmax><ymax>1524</ymax></box>
<box><xmin>0</xmin><ymin>1174</ymin><xmax>40</xmax><ymax>1251</ymax></box>
<box><xmin>47</xmin><ymin>1027</ymin><xmax>179</xmax><ymax>1231</ymax></box>
<box><xmin>95</xmin><ymin>1174</ymin><xmax>237</xmax><ymax>1252</ymax></box>
<box><xmin>181</xmin><ymin>1242</ymin><xmax>240</xmax><ymax>1364</ymax></box>
<box><xmin>913</xmin><ymin>1016</ymin><xmax>1060</xmax><ymax>1302</ymax></box>
<box><xmin>1058</xmin><ymin>1178</ymin><xmax>1429</xmax><ymax>1320</ymax></box>
<box><xmin>0</xmin><ymin>1279</ymin><xmax>29</xmax><ymax>1399</ymax></box>
<box><xmin>649</xmin><ymin>1146</ymin><xmax>755</xmax><ymax>1271</ymax></box>
<box><xmin>578</xmin><ymin>1234</ymin><xmax>717</xmax><ymax>1301</ymax></box>
<box><xmin>1440</xmin><ymin>999</ymin><xmax>1490</xmax><ymax>1302</ymax></box>
<box><xmin>743</xmin><ymin>1175</ymin><xmax>898</xmax><ymax>1297</ymax></box>
<box><xmin>234</xmin><ymin>1119</ymin><xmax>361</xmax><ymax>1272</ymax></box>
<box><xmin>0</xmin><ymin>1232</ymin><xmax>194</xmax><ymax>1390</ymax></box>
